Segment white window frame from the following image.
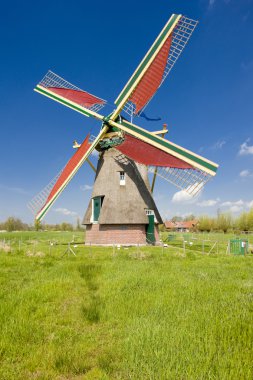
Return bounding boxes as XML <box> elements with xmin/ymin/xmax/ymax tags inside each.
<box><xmin>145</xmin><ymin>209</ymin><xmax>157</xmax><ymax>223</ymax></box>
<box><xmin>119</xmin><ymin>171</ymin><xmax>126</xmax><ymax>186</ymax></box>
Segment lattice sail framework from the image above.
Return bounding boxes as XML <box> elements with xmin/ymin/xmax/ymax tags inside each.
<box><xmin>122</xmin><ymin>16</ymin><xmax>198</xmax><ymax>118</ymax></box>
<box><xmin>38</xmin><ymin>71</ymin><xmax>107</xmax><ymax>113</ymax></box>
<box><xmin>148</xmin><ymin>166</ymin><xmax>211</xmax><ymax>196</ymax></box>
<box><xmin>28</xmin><ymin>170</ymin><xmax>63</xmax><ymax>216</ymax></box>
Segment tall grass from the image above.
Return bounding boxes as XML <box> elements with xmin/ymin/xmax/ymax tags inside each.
<box><xmin>0</xmin><ymin>232</ymin><xmax>252</xmax><ymax>379</ymax></box>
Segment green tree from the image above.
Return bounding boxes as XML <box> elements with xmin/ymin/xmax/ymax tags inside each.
<box><xmin>171</xmin><ymin>216</ymin><xmax>183</xmax><ymax>222</ymax></box>
<box><xmin>215</xmin><ymin>213</ymin><xmax>232</xmax><ymax>233</ymax></box>
<box><xmin>184</xmin><ymin>214</ymin><xmax>195</xmax><ymax>221</ymax></box>
<box><xmin>237</xmin><ymin>212</ymin><xmax>249</xmax><ymax>232</ymax></box>
<box><xmin>4</xmin><ymin>217</ymin><xmax>26</xmax><ymax>232</ymax></box>
<box><xmin>34</xmin><ymin>219</ymin><xmax>42</xmax><ymax>231</ymax></box>
<box><xmin>247</xmin><ymin>208</ymin><xmax>253</xmax><ymax>231</ymax></box>
<box><xmin>198</xmin><ymin>216</ymin><xmax>213</xmax><ymax>232</ymax></box>
<box><xmin>76</xmin><ymin>217</ymin><xmax>83</xmax><ymax>231</ymax></box>
<box><xmin>60</xmin><ymin>222</ymin><xmax>73</xmax><ymax>231</ymax></box>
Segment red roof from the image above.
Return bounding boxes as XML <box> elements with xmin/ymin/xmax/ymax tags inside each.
<box><xmin>164</xmin><ymin>221</ymin><xmax>176</xmax><ymax>229</ymax></box>
<box><xmin>165</xmin><ymin>220</ymin><xmax>198</xmax><ymax>229</ymax></box>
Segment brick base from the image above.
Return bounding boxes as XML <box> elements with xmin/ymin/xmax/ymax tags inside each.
<box><xmin>85</xmin><ymin>224</ymin><xmax>160</xmax><ymax>245</ymax></box>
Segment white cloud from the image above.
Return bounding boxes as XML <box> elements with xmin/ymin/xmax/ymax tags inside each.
<box><xmin>54</xmin><ymin>208</ymin><xmax>78</xmax><ymax>216</ymax></box>
<box><xmin>219</xmin><ymin>199</ymin><xmax>253</xmax><ymax>213</ymax></box>
<box><xmin>80</xmin><ymin>184</ymin><xmax>93</xmax><ymax>191</ymax></box>
<box><xmin>208</xmin><ymin>0</ymin><xmax>230</xmax><ymax>9</ymax></box>
<box><xmin>172</xmin><ymin>190</ymin><xmax>193</xmax><ymax>203</ymax></box>
<box><xmin>172</xmin><ymin>182</ymin><xmax>203</xmax><ymax>204</ymax></box>
<box><xmin>229</xmin><ymin>205</ymin><xmax>243</xmax><ymax>213</ymax></box>
<box><xmin>0</xmin><ymin>184</ymin><xmax>30</xmax><ymax>195</ymax></box>
<box><xmin>221</xmin><ymin>200</ymin><xmax>244</xmax><ymax>207</ymax></box>
<box><xmin>239</xmin><ymin>169</ymin><xmax>252</xmax><ymax>178</ymax></box>
<box><xmin>248</xmin><ymin>200</ymin><xmax>253</xmax><ymax>208</ymax></box>
<box><xmin>172</xmin><ymin>190</ymin><xmax>198</xmax><ymax>204</ymax></box>
<box><xmin>221</xmin><ymin>200</ymin><xmax>244</xmax><ymax>214</ymax></box>
<box><xmin>212</xmin><ymin>140</ymin><xmax>226</xmax><ymax>150</ymax></box>
<box><xmin>239</xmin><ymin>139</ymin><xmax>253</xmax><ymax>156</ymax></box>
<box><xmin>197</xmin><ymin>198</ymin><xmax>220</xmax><ymax>207</ymax></box>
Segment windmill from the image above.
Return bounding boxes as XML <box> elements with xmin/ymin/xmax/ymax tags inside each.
<box><xmin>28</xmin><ymin>14</ymin><xmax>218</xmax><ymax>245</ymax></box>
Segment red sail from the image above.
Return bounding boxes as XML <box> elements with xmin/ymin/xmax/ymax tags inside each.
<box><xmin>129</xmin><ymin>35</ymin><xmax>172</xmax><ymax>114</ymax></box>
<box><xmin>47</xmin><ymin>87</ymin><xmax>105</xmax><ymax>108</ymax></box>
<box><xmin>116</xmin><ymin>134</ymin><xmax>193</xmax><ymax>169</ymax></box>
<box><xmin>46</xmin><ymin>135</ymin><xmax>91</xmax><ymax>204</ymax></box>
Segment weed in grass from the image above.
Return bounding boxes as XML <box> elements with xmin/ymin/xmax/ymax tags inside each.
<box><xmin>98</xmin><ymin>351</ymin><xmax>115</xmax><ymax>374</ymax></box>
<box><xmin>81</xmin><ymin>295</ymin><xmax>102</xmax><ymax>323</ymax></box>
<box><xmin>54</xmin><ymin>351</ymin><xmax>91</xmax><ymax>375</ymax></box>
<box><xmin>79</xmin><ymin>263</ymin><xmax>101</xmax><ymax>291</ymax></box>
<box><xmin>79</xmin><ymin>263</ymin><xmax>101</xmax><ymax>281</ymax></box>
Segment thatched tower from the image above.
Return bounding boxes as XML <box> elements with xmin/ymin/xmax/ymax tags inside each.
<box><xmin>83</xmin><ymin>148</ymin><xmax>162</xmax><ymax>245</ymax></box>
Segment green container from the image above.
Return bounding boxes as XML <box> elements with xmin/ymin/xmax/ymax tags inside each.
<box><xmin>230</xmin><ymin>239</ymin><xmax>248</xmax><ymax>255</ymax></box>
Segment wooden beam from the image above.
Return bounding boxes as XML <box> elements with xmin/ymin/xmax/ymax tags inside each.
<box><xmin>151</xmin><ymin>124</ymin><xmax>168</xmax><ymax>193</ymax></box>
<box><xmin>151</xmin><ymin>129</ymin><xmax>168</xmax><ymax>135</ymax></box>
<box><xmin>87</xmin><ymin>158</ymin><xmax>96</xmax><ymax>173</ymax></box>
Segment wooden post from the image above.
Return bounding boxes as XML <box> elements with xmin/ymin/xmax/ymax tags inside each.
<box><xmin>151</xmin><ymin>124</ymin><xmax>168</xmax><ymax>193</ymax></box>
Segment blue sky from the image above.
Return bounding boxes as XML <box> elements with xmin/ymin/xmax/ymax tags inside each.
<box><xmin>0</xmin><ymin>0</ymin><xmax>253</xmax><ymax>224</ymax></box>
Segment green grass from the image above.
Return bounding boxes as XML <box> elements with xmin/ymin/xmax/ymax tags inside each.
<box><xmin>0</xmin><ymin>232</ymin><xmax>252</xmax><ymax>379</ymax></box>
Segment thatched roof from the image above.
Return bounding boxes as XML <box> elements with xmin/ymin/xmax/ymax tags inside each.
<box><xmin>83</xmin><ymin>148</ymin><xmax>162</xmax><ymax>225</ymax></box>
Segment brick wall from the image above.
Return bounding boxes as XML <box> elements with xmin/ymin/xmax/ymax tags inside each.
<box><xmin>155</xmin><ymin>225</ymin><xmax>160</xmax><ymax>243</ymax></box>
<box><xmin>85</xmin><ymin>224</ymin><xmax>147</xmax><ymax>245</ymax></box>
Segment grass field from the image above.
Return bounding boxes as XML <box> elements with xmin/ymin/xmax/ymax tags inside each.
<box><xmin>0</xmin><ymin>231</ymin><xmax>252</xmax><ymax>379</ymax></box>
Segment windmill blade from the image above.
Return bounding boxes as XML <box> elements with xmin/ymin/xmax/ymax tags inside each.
<box><xmin>28</xmin><ymin>126</ymin><xmax>108</xmax><ymax>221</ymax></box>
<box><xmin>34</xmin><ymin>71</ymin><xmax>106</xmax><ymax>121</ymax></box>
<box><xmin>111</xmin><ymin>14</ymin><xmax>198</xmax><ymax>119</ymax></box>
<box><xmin>114</xmin><ymin>134</ymin><xmax>213</xmax><ymax>196</ymax></box>
<box><xmin>109</xmin><ymin>118</ymin><xmax>218</xmax><ymax>176</ymax></box>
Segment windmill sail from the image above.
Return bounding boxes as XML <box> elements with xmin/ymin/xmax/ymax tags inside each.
<box><xmin>110</xmin><ymin>118</ymin><xmax>218</xmax><ymax>176</ymax></box>
<box><xmin>112</xmin><ymin>15</ymin><xmax>198</xmax><ymax>119</ymax></box>
<box><xmin>114</xmin><ymin>133</ymin><xmax>212</xmax><ymax>196</ymax></box>
<box><xmin>34</xmin><ymin>71</ymin><xmax>106</xmax><ymax>120</ymax></box>
<box><xmin>116</xmin><ymin>134</ymin><xmax>193</xmax><ymax>168</ymax></box>
<box><xmin>28</xmin><ymin>126</ymin><xmax>108</xmax><ymax>221</ymax></box>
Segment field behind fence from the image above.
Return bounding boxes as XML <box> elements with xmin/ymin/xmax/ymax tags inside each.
<box><xmin>0</xmin><ymin>230</ymin><xmax>253</xmax><ymax>258</ymax></box>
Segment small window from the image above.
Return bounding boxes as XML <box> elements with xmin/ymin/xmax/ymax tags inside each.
<box><xmin>145</xmin><ymin>209</ymin><xmax>157</xmax><ymax>222</ymax></box>
<box><xmin>145</xmin><ymin>209</ymin><xmax>154</xmax><ymax>216</ymax></box>
<box><xmin>119</xmin><ymin>171</ymin><xmax>125</xmax><ymax>186</ymax></box>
